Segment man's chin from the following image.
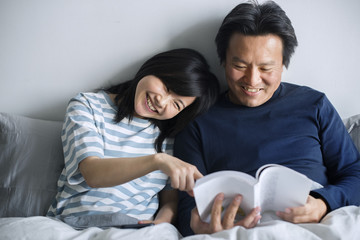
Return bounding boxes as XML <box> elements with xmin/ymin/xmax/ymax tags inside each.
<box><xmin>234</xmin><ymin>97</ymin><xmax>264</xmax><ymax>108</ymax></box>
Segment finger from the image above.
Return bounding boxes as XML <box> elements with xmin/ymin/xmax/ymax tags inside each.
<box><xmin>249</xmin><ymin>214</ymin><xmax>262</xmax><ymax>228</ymax></box>
<box><xmin>276</xmin><ymin>208</ymin><xmax>303</xmax><ymax>223</ymax></box>
<box><xmin>280</xmin><ymin>206</ymin><xmax>319</xmax><ymax>224</ymax></box>
<box><xmin>138</xmin><ymin>220</ymin><xmax>153</xmax><ymax>224</ymax></box>
<box><xmin>222</xmin><ymin>195</ymin><xmax>242</xmax><ymax>229</ymax></box>
<box><xmin>170</xmin><ymin>175</ymin><xmax>179</xmax><ymax>190</ymax></box>
<box><xmin>193</xmin><ymin>168</ymin><xmax>203</xmax><ymax>179</ymax></box>
<box><xmin>178</xmin><ymin>169</ymin><xmax>187</xmax><ymax>191</ymax></box>
<box><xmin>210</xmin><ymin>193</ymin><xmax>225</xmax><ymax>233</ymax></box>
<box><xmin>187</xmin><ymin>190</ymin><xmax>194</xmax><ymax>197</ymax></box>
<box><xmin>185</xmin><ymin>172</ymin><xmax>195</xmax><ymax>191</ymax></box>
<box><xmin>278</xmin><ymin>212</ymin><xmax>307</xmax><ymax>223</ymax></box>
<box><xmin>190</xmin><ymin>207</ymin><xmax>207</xmax><ymax>234</ymax></box>
<box><xmin>237</xmin><ymin>206</ymin><xmax>261</xmax><ymax>228</ymax></box>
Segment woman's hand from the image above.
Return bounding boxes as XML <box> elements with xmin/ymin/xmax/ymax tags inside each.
<box><xmin>276</xmin><ymin>195</ymin><xmax>327</xmax><ymax>223</ymax></box>
<box><xmin>155</xmin><ymin>153</ymin><xmax>203</xmax><ymax>191</ymax></box>
<box><xmin>190</xmin><ymin>193</ymin><xmax>261</xmax><ymax>234</ymax></box>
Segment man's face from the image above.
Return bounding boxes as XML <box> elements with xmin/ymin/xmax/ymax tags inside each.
<box><xmin>224</xmin><ymin>33</ymin><xmax>284</xmax><ymax>107</ymax></box>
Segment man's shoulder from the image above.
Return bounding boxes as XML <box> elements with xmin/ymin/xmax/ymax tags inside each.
<box><xmin>281</xmin><ymin>82</ymin><xmax>326</xmax><ymax>103</ymax></box>
<box><xmin>282</xmin><ymin>82</ymin><xmax>324</xmax><ymax>95</ymax></box>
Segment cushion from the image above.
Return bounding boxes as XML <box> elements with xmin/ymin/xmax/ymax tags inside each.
<box><xmin>0</xmin><ymin>113</ymin><xmax>64</xmax><ymax>217</ymax></box>
<box><xmin>343</xmin><ymin>114</ymin><xmax>360</xmax><ymax>152</ymax></box>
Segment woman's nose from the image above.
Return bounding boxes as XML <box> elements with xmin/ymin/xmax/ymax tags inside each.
<box><xmin>155</xmin><ymin>94</ymin><xmax>171</xmax><ymax>108</ymax></box>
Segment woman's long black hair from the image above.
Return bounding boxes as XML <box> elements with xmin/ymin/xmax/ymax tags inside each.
<box><xmin>106</xmin><ymin>48</ymin><xmax>219</xmax><ymax>152</ymax></box>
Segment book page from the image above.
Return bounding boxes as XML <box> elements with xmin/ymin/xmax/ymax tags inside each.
<box><xmin>256</xmin><ymin>165</ymin><xmax>312</xmax><ymax>212</ymax></box>
<box><xmin>194</xmin><ymin>171</ymin><xmax>257</xmax><ymax>222</ymax></box>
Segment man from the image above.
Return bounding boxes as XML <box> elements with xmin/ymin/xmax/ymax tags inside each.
<box><xmin>174</xmin><ymin>0</ymin><xmax>360</xmax><ymax>236</ymax></box>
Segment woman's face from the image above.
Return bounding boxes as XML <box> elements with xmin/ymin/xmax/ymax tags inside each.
<box><xmin>134</xmin><ymin>75</ymin><xmax>196</xmax><ymax>120</ymax></box>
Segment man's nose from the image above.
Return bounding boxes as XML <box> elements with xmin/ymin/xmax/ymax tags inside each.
<box><xmin>245</xmin><ymin>68</ymin><xmax>261</xmax><ymax>85</ymax></box>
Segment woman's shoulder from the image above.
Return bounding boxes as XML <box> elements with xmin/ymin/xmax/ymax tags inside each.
<box><xmin>69</xmin><ymin>91</ymin><xmax>113</xmax><ymax>105</ymax></box>
<box><xmin>66</xmin><ymin>91</ymin><xmax>116</xmax><ymax>114</ymax></box>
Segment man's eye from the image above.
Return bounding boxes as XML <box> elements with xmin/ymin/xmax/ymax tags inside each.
<box><xmin>261</xmin><ymin>68</ymin><xmax>271</xmax><ymax>72</ymax></box>
<box><xmin>234</xmin><ymin>65</ymin><xmax>246</xmax><ymax>70</ymax></box>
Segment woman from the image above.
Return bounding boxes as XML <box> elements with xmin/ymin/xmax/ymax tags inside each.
<box><xmin>47</xmin><ymin>48</ymin><xmax>219</xmax><ymax>229</ymax></box>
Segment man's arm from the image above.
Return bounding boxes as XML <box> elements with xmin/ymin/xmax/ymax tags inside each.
<box><xmin>279</xmin><ymin>96</ymin><xmax>360</xmax><ymax>223</ymax></box>
<box><xmin>312</xmin><ymin>97</ymin><xmax>360</xmax><ymax>211</ymax></box>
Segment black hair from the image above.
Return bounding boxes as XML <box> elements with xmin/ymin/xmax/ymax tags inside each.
<box><xmin>106</xmin><ymin>48</ymin><xmax>219</xmax><ymax>152</ymax></box>
<box><xmin>215</xmin><ymin>0</ymin><xmax>298</xmax><ymax>68</ymax></box>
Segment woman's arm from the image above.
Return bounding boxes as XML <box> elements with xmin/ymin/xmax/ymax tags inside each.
<box><xmin>154</xmin><ymin>189</ymin><xmax>178</xmax><ymax>224</ymax></box>
<box><xmin>79</xmin><ymin>153</ymin><xmax>202</xmax><ymax>191</ymax></box>
<box><xmin>137</xmin><ymin>189</ymin><xmax>178</xmax><ymax>224</ymax></box>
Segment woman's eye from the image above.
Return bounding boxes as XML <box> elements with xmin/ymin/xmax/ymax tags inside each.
<box><xmin>174</xmin><ymin>102</ymin><xmax>181</xmax><ymax>111</ymax></box>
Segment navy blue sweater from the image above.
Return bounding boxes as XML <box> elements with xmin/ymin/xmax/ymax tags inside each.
<box><xmin>174</xmin><ymin>82</ymin><xmax>360</xmax><ymax>236</ymax></box>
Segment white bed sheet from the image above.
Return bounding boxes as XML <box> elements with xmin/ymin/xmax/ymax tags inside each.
<box><xmin>1</xmin><ymin>206</ymin><xmax>359</xmax><ymax>240</ymax></box>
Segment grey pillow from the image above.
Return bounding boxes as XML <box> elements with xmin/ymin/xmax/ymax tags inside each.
<box><xmin>0</xmin><ymin>113</ymin><xmax>64</xmax><ymax>217</ymax></box>
<box><xmin>343</xmin><ymin>114</ymin><xmax>360</xmax><ymax>152</ymax></box>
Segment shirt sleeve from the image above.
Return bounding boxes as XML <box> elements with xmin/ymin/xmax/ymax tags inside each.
<box><xmin>311</xmin><ymin>95</ymin><xmax>360</xmax><ymax>211</ymax></box>
<box><xmin>61</xmin><ymin>93</ymin><xmax>105</xmax><ymax>185</ymax></box>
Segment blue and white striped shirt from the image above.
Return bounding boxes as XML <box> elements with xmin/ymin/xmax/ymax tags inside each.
<box><xmin>47</xmin><ymin>91</ymin><xmax>172</xmax><ymax>220</ymax></box>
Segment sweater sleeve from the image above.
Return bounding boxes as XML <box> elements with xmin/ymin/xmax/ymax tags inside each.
<box><xmin>311</xmin><ymin>95</ymin><xmax>360</xmax><ymax>211</ymax></box>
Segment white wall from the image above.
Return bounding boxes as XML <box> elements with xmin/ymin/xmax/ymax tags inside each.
<box><xmin>0</xmin><ymin>0</ymin><xmax>359</xmax><ymax>121</ymax></box>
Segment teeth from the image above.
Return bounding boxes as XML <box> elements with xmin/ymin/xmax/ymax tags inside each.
<box><xmin>147</xmin><ymin>96</ymin><xmax>156</xmax><ymax>111</ymax></box>
<box><xmin>244</xmin><ymin>87</ymin><xmax>260</xmax><ymax>92</ymax></box>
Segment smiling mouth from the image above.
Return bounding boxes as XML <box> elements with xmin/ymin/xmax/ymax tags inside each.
<box><xmin>242</xmin><ymin>86</ymin><xmax>261</xmax><ymax>93</ymax></box>
<box><xmin>146</xmin><ymin>95</ymin><xmax>157</xmax><ymax>112</ymax></box>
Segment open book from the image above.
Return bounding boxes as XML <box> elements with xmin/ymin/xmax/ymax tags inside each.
<box><xmin>194</xmin><ymin>164</ymin><xmax>323</xmax><ymax>222</ymax></box>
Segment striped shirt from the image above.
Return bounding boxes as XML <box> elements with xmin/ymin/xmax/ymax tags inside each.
<box><xmin>47</xmin><ymin>91</ymin><xmax>173</xmax><ymax>220</ymax></box>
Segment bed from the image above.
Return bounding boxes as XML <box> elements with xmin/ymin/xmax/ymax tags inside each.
<box><xmin>1</xmin><ymin>112</ymin><xmax>359</xmax><ymax>240</ymax></box>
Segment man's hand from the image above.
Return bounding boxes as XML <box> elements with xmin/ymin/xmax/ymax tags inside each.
<box><xmin>276</xmin><ymin>195</ymin><xmax>328</xmax><ymax>223</ymax></box>
<box><xmin>190</xmin><ymin>193</ymin><xmax>261</xmax><ymax>234</ymax></box>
